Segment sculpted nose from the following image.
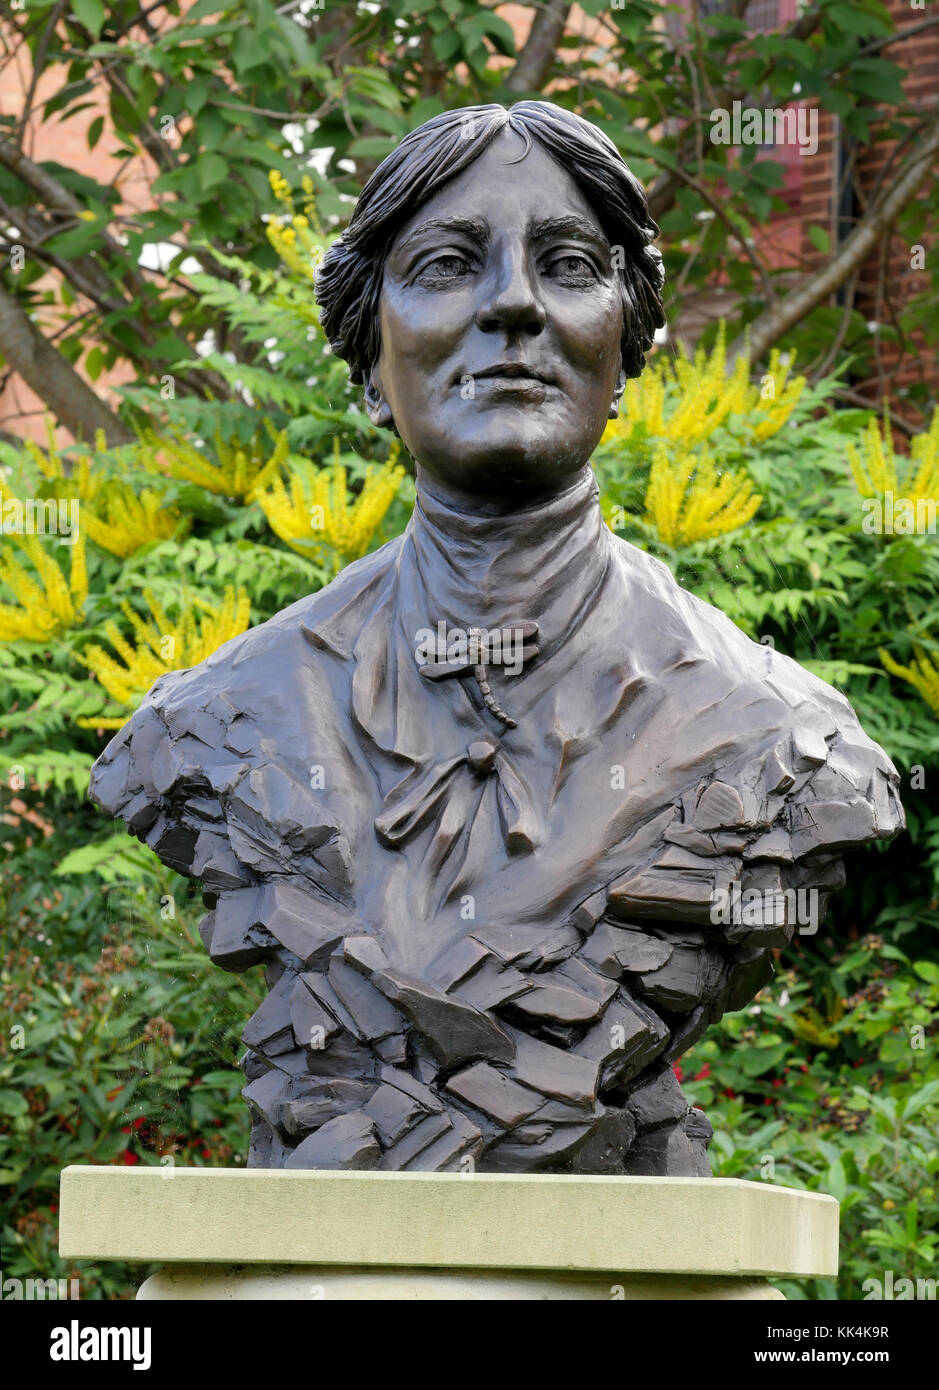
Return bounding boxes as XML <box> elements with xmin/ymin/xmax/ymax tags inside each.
<box><xmin>475</xmin><ymin>242</ymin><xmax>546</xmax><ymax>337</ymax></box>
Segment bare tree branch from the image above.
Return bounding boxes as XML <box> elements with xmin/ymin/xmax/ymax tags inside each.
<box><xmin>728</xmin><ymin>118</ymin><xmax>939</xmax><ymax>365</ymax></box>
<box><xmin>15</xmin><ymin>0</ymin><xmax>66</xmax><ymax>146</ymax></box>
<box><xmin>0</xmin><ymin>136</ymin><xmax>150</xmax><ymax>302</ymax></box>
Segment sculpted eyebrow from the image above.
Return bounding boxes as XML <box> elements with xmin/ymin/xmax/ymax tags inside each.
<box><xmin>530</xmin><ymin>215</ymin><xmax>609</xmax><ymax>249</ymax></box>
<box><xmin>398</xmin><ymin>215</ymin><xmax>490</xmax><ymax>250</ymax></box>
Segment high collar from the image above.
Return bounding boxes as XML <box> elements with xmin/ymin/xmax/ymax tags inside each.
<box><xmin>407</xmin><ymin>466</ymin><xmax>612</xmax><ymax>651</ymax></box>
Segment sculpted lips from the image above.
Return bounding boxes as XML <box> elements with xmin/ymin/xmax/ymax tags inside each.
<box><xmin>458</xmin><ymin>363</ymin><xmax>557</xmax><ymax>392</ymax></box>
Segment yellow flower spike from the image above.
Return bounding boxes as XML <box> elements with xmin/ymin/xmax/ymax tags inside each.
<box><xmin>0</xmin><ymin>548</ymin><xmax>50</xmax><ymax>634</ymax></box>
<box><xmin>600</xmin><ymin>328</ymin><xmax>804</xmax><ymax>451</ymax></box>
<box><xmin>848</xmin><ymin>408</ymin><xmax>939</xmax><ymax>518</ymax></box>
<box><xmin>879</xmin><ymin>644</ymin><xmax>939</xmax><ymax>718</ymax></box>
<box><xmin>143</xmin><ymin>426</ymin><xmax>289</xmax><ymax>504</ymax></box>
<box><xmin>77</xmin><ymin>586</ymin><xmax>253</xmax><ymax>725</ymax></box>
<box><xmin>255</xmin><ymin>453</ymin><xmax>407</xmax><ymax>571</ymax></box>
<box><xmin>0</xmin><ymin>532</ymin><xmax>87</xmax><ymax>642</ymax></box>
<box><xmin>80</xmin><ymin>482</ymin><xmax>188</xmax><ymax>558</ymax></box>
<box><xmin>68</xmin><ymin>533</ymin><xmax>87</xmax><ymax>606</ymax></box>
<box><xmin>642</xmin><ymin>445</ymin><xmax>762</xmax><ymax>547</ymax></box>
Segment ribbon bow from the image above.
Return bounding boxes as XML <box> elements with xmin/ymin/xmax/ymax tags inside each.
<box><xmin>375</xmin><ymin>733</ymin><xmax>543</xmax><ymax>909</ymax></box>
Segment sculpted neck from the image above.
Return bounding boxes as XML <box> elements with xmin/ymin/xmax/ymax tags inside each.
<box><xmin>407</xmin><ymin>461</ymin><xmax>612</xmax><ymax>637</ymax></box>
<box><xmin>413</xmin><ymin>464</ymin><xmax>594</xmax><ymax>519</ymax></box>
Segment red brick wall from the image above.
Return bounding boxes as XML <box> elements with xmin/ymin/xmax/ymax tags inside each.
<box><xmin>850</xmin><ymin>0</ymin><xmax>938</xmax><ymax>421</ymax></box>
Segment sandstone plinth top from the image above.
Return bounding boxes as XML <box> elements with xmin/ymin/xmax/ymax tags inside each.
<box><xmin>59</xmin><ymin>1167</ymin><xmax>838</xmax><ymax>1278</ymax></box>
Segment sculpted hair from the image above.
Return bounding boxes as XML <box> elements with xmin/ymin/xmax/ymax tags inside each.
<box><xmin>315</xmin><ymin>101</ymin><xmax>666</xmax><ymax>387</ymax></box>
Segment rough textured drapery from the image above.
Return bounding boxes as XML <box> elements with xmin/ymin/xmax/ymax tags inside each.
<box><xmin>90</xmin><ymin>467</ymin><xmax>904</xmax><ymax>1174</ymax></box>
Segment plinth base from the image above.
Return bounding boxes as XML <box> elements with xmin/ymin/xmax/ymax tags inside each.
<box><xmin>138</xmin><ymin>1263</ymin><xmax>784</xmax><ymax>1300</ymax></box>
<box><xmin>59</xmin><ymin>1167</ymin><xmax>837</xmax><ymax>1302</ymax></box>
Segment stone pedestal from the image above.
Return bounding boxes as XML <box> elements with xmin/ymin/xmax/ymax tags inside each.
<box><xmin>58</xmin><ymin>1167</ymin><xmax>838</xmax><ymax>1301</ymax></box>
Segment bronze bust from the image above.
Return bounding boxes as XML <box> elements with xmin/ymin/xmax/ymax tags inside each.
<box><xmin>90</xmin><ymin>102</ymin><xmax>904</xmax><ymax>1176</ymax></box>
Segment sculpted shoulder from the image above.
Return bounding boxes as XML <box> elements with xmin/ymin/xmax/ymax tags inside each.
<box><xmin>87</xmin><ymin>538</ymin><xmax>401</xmax><ymax>859</ymax></box>
<box><xmin>607</xmin><ymin>532</ymin><xmax>905</xmax><ymax>853</ymax></box>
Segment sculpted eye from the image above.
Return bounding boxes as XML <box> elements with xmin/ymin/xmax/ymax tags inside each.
<box><xmin>417</xmin><ymin>253</ymin><xmax>472</xmax><ymax>284</ymax></box>
<box><xmin>545</xmin><ymin>253</ymin><xmax>599</xmax><ymax>284</ymax></box>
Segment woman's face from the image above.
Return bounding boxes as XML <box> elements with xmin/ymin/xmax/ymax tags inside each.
<box><xmin>368</xmin><ymin>128</ymin><xmax>625</xmax><ymax>501</ymax></box>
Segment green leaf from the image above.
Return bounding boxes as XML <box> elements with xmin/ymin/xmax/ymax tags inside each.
<box><xmin>86</xmin><ymin>115</ymin><xmax>105</xmax><ymax>150</ymax></box>
<box><xmin>0</xmin><ymin>1088</ymin><xmax>29</xmax><ymax>1117</ymax></box>
<box><xmin>347</xmin><ymin>136</ymin><xmax>399</xmax><ymax>160</ymax></box>
<box><xmin>741</xmin><ymin>1043</ymin><xmax>789</xmax><ymax>1077</ymax></box>
<box><xmin>432</xmin><ymin>29</ymin><xmax>461</xmax><ymax>62</ymax></box>
<box><xmin>914</xmin><ymin>960</ymin><xmax>939</xmax><ymax>984</ymax></box>
<box><xmin>825</xmin><ymin>1158</ymin><xmax>847</xmax><ymax>1203</ymax></box>
<box><xmin>71</xmin><ymin>0</ymin><xmax>105</xmax><ymax>39</ymax></box>
<box><xmin>904</xmin><ymin>1080</ymin><xmax>939</xmax><ymax>1118</ymax></box>
<box><xmin>55</xmin><ymin>834</ymin><xmax>160</xmax><ymax>884</ymax></box>
<box><xmin>188</xmin><ymin>77</ymin><xmax>211</xmax><ymax>116</ymax></box>
<box><xmin>826</xmin><ymin>3</ymin><xmax>892</xmax><ymax>36</ymax></box>
<box><xmin>196</xmin><ymin>152</ymin><xmax>228</xmax><ymax>192</ymax></box>
<box><xmin>459</xmin><ymin>11</ymin><xmax>516</xmax><ymax>57</ymax></box>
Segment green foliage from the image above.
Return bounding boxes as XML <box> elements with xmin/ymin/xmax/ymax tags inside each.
<box><xmin>1</xmin><ymin>814</ymin><xmax>261</xmax><ymax>1298</ymax></box>
<box><xmin>679</xmin><ymin>929</ymin><xmax>939</xmax><ymax>1300</ymax></box>
<box><xmin>3</xmin><ymin>0</ymin><xmax>937</xmax><ymax>424</ymax></box>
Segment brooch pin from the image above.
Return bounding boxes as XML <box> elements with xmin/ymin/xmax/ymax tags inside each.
<box><xmin>416</xmin><ymin>621</ymin><xmax>539</xmax><ymax>728</ymax></box>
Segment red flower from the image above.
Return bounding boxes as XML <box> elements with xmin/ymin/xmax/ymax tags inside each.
<box><xmin>120</xmin><ymin>1125</ymin><xmax>131</xmax><ymax>1134</ymax></box>
<box><xmin>201</xmin><ymin>1148</ymin><xmax>211</xmax><ymax>1159</ymax></box>
<box><xmin>672</xmin><ymin>1064</ymin><xmax>684</xmax><ymax>1082</ymax></box>
<box><xmin>133</xmin><ymin>1117</ymin><xmax>147</xmax><ymax>1130</ymax></box>
<box><xmin>118</xmin><ymin>1150</ymin><xmax>139</xmax><ymax>1165</ymax></box>
<box><xmin>694</xmin><ymin>1063</ymin><xmax>711</xmax><ymax>1081</ymax></box>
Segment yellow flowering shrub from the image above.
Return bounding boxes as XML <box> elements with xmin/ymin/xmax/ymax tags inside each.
<box><xmin>879</xmin><ymin>643</ymin><xmax>939</xmax><ymax>718</ymax></box>
<box><xmin>9</xmin><ymin>424</ymin><xmax>187</xmax><ymax>557</ymax></box>
<box><xmin>19</xmin><ymin>422</ymin><xmax>104</xmax><ymax>504</ymax></box>
<box><xmin>81</xmin><ymin>481</ymin><xmax>189</xmax><ymax>558</ymax></box>
<box><xmin>640</xmin><ymin>444</ymin><xmax>763</xmax><ymax>546</ymax></box>
<box><xmin>0</xmin><ymin>533</ymin><xmax>88</xmax><ymax>642</ymax></box>
<box><xmin>848</xmin><ymin>408</ymin><xmax>939</xmax><ymax>505</ymax></box>
<box><xmin>143</xmin><ymin>425</ymin><xmax>289</xmax><ymax>503</ymax></box>
<box><xmin>77</xmin><ymin>586</ymin><xmax>252</xmax><ymax>726</ymax></box>
<box><xmin>603</xmin><ymin>325</ymin><xmax>806</xmax><ymax>450</ymax></box>
<box><xmin>255</xmin><ymin>441</ymin><xmax>406</xmax><ymax>570</ymax></box>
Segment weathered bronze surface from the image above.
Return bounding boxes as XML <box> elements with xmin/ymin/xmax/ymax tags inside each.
<box><xmin>90</xmin><ymin>103</ymin><xmax>904</xmax><ymax>1176</ymax></box>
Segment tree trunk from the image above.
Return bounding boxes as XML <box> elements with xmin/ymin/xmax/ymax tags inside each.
<box><xmin>505</xmin><ymin>1</ymin><xmax>571</xmax><ymax>93</ymax></box>
<box><xmin>0</xmin><ymin>284</ymin><xmax>132</xmax><ymax>444</ymax></box>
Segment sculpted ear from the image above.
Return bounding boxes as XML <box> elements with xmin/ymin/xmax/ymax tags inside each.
<box><xmin>609</xmin><ymin>366</ymin><xmax>627</xmax><ymax>419</ymax></box>
<box><xmin>365</xmin><ymin>372</ymin><xmax>395</xmax><ymax>430</ymax></box>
